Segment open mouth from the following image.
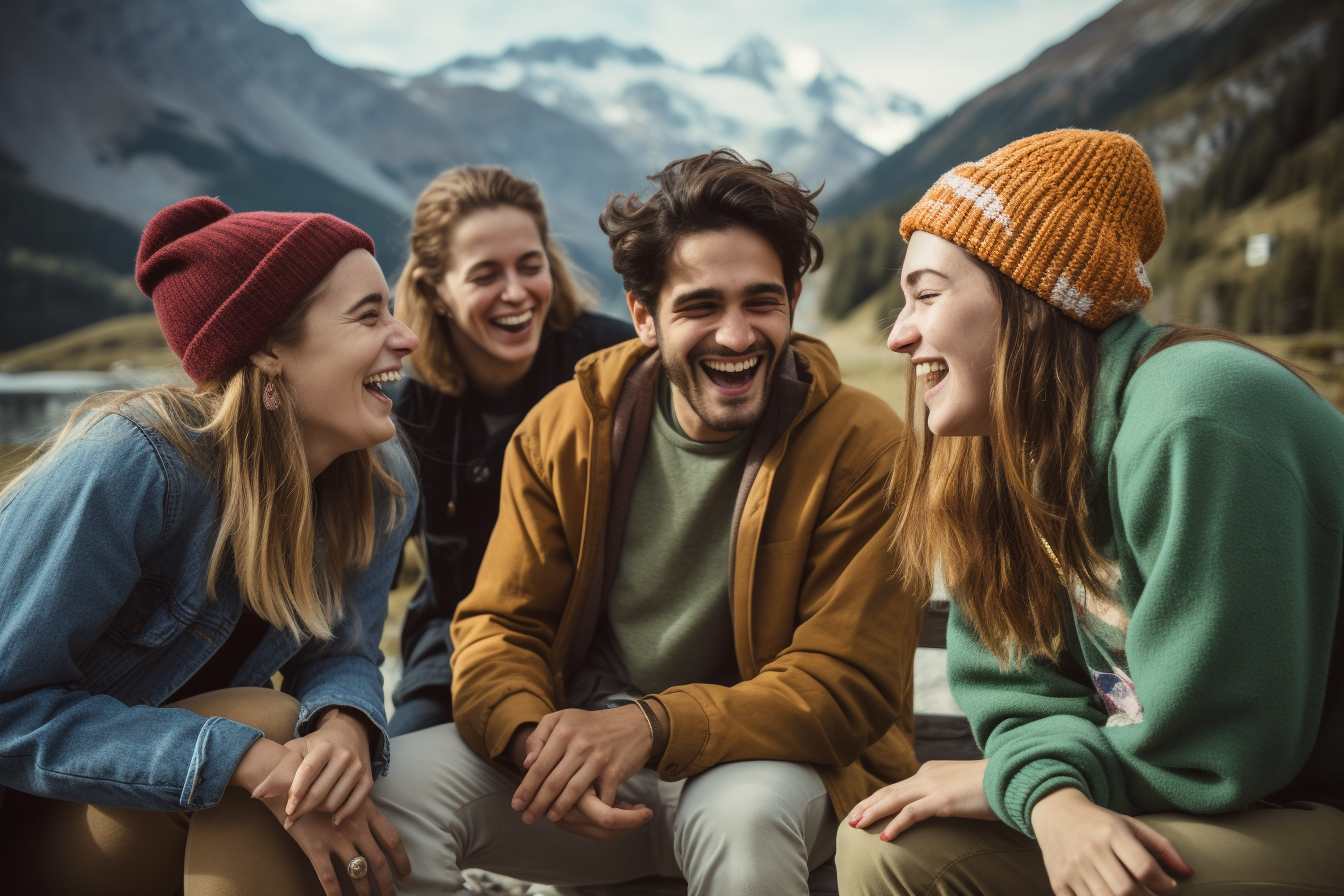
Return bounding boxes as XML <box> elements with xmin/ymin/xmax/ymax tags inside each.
<box><xmin>914</xmin><ymin>360</ymin><xmax>948</xmax><ymax>393</ymax></box>
<box><xmin>490</xmin><ymin>308</ymin><xmax>534</xmax><ymax>335</ymax></box>
<box><xmin>700</xmin><ymin>355</ymin><xmax>761</xmax><ymax>393</ymax></box>
<box><xmin>362</xmin><ymin>369</ymin><xmax>403</xmax><ymax>404</ymax></box>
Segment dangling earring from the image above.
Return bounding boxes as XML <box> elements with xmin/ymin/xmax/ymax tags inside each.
<box><xmin>263</xmin><ymin>380</ymin><xmax>281</xmax><ymax>411</ymax></box>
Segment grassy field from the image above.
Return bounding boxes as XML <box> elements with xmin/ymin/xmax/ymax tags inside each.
<box><xmin>0</xmin><ymin>313</ymin><xmax>178</xmax><ymax>373</ymax></box>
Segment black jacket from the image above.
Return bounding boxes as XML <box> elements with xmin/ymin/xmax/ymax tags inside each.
<box><xmin>392</xmin><ymin>312</ymin><xmax>635</xmax><ymax>706</ymax></box>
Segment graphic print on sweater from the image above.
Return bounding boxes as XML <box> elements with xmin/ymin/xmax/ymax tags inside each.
<box><xmin>1069</xmin><ymin>561</ymin><xmax>1144</xmax><ymax>726</ymax></box>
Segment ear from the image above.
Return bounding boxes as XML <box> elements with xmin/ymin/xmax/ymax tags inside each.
<box><xmin>432</xmin><ymin>279</ymin><xmax>453</xmax><ymax>318</ymax></box>
<box><xmin>790</xmin><ymin>281</ymin><xmax>803</xmax><ymax>316</ymax></box>
<box><xmin>250</xmin><ymin>342</ymin><xmax>282</xmax><ymax>376</ymax></box>
<box><xmin>627</xmin><ymin>291</ymin><xmax>659</xmax><ymax>348</ymax></box>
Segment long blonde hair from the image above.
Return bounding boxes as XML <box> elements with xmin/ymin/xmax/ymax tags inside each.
<box><xmin>395</xmin><ymin>166</ymin><xmax>594</xmax><ymax>396</ymax></box>
<box><xmin>889</xmin><ymin>258</ymin><xmax>1311</xmax><ymax>665</ymax></box>
<box><xmin>1</xmin><ymin>295</ymin><xmax>406</xmax><ymax>642</ymax></box>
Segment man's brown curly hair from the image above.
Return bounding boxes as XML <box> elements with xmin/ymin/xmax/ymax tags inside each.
<box><xmin>599</xmin><ymin>149</ymin><xmax>824</xmax><ymax>310</ymax></box>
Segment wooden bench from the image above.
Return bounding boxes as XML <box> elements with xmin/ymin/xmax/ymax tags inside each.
<box><xmin>560</xmin><ymin>601</ymin><xmax>978</xmax><ymax>896</ymax></box>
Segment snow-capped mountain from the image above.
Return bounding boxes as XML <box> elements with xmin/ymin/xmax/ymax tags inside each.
<box><xmin>425</xmin><ymin>35</ymin><xmax>927</xmax><ymax>194</ymax></box>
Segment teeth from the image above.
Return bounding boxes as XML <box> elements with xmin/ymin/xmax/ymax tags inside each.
<box><xmin>914</xmin><ymin>361</ymin><xmax>948</xmax><ymax>378</ymax></box>
<box><xmin>493</xmin><ymin>309</ymin><xmax>534</xmax><ymax>327</ymax></box>
<box><xmin>704</xmin><ymin>356</ymin><xmax>760</xmax><ymax>373</ymax></box>
<box><xmin>362</xmin><ymin>370</ymin><xmax>404</xmax><ymax>386</ymax></box>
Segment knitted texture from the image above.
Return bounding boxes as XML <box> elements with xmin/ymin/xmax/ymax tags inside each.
<box><xmin>900</xmin><ymin>129</ymin><xmax>1165</xmax><ymax>330</ymax></box>
<box><xmin>135</xmin><ymin>196</ymin><xmax>375</xmax><ymax>383</ymax></box>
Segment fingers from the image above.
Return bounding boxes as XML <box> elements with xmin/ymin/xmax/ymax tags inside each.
<box><xmin>574</xmin><ymin>790</ymin><xmax>652</xmax><ymax>830</ymax></box>
<box><xmin>515</xmin><ymin>744</ymin><xmax>586</xmax><ymax>822</ymax></box>
<box><xmin>368</xmin><ymin>803</ymin><xmax>413</xmax><ymax>880</ymax></box>
<box><xmin>546</xmin><ymin>764</ymin><xmax>602</xmax><ymax>822</ymax></box>
<box><xmin>848</xmin><ymin>784</ymin><xmax>912</xmax><ymax>830</ymax></box>
<box><xmin>880</xmin><ymin>797</ymin><xmax>936</xmax><ymax>842</ymax></box>
<box><xmin>351</xmin><ymin>833</ymin><xmax>397</xmax><ymax>896</ymax></box>
<box><xmin>1126</xmin><ymin>817</ymin><xmax>1193</xmax><ymax>878</ymax></box>
<box><xmin>526</xmin><ymin>752</ymin><xmax>592</xmax><ymax>822</ymax></box>
<box><xmin>340</xmin><ymin>848</ymin><xmax>373</xmax><ymax>896</ymax></box>
<box><xmin>286</xmin><ymin>740</ymin><xmax>334</xmax><ymax>815</ymax></box>
<box><xmin>332</xmin><ymin>773</ymin><xmax>375</xmax><ymax>827</ymax></box>
<box><xmin>512</xmin><ymin>733</ymin><xmax>565</xmax><ymax>813</ymax></box>
<box><xmin>525</xmin><ymin>714</ymin><xmax>560</xmax><ymax>769</ymax></box>
<box><xmin>289</xmin><ymin>755</ymin><xmax>350</xmax><ymax>823</ymax></box>
<box><xmin>250</xmin><ymin>759</ymin><xmax>293</xmax><ymax>802</ymax></box>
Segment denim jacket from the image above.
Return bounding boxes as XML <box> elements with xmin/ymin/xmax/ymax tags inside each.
<box><xmin>0</xmin><ymin>409</ymin><xmax>418</xmax><ymax>813</ymax></box>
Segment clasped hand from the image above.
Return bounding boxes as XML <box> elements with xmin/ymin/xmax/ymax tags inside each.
<box><xmin>507</xmin><ymin>705</ymin><xmax>658</xmax><ymax>841</ymax></box>
<box><xmin>230</xmin><ymin>707</ymin><xmax>410</xmax><ymax>896</ymax></box>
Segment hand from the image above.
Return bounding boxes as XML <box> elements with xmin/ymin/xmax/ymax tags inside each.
<box><xmin>509</xmin><ymin>705</ymin><xmax>654</xmax><ymax>825</ymax></box>
<box><xmin>255</xmin><ymin>707</ymin><xmax>375</xmax><ymax>826</ymax></box>
<box><xmin>1032</xmin><ymin>787</ymin><xmax>1193</xmax><ymax>896</ymax></box>
<box><xmin>552</xmin><ymin>787</ymin><xmax>655</xmax><ymax>842</ymax></box>
<box><xmin>259</xmin><ymin>786</ymin><xmax>411</xmax><ymax>896</ymax></box>
<box><xmin>847</xmin><ymin>759</ymin><xmax>996</xmax><ymax>841</ymax></box>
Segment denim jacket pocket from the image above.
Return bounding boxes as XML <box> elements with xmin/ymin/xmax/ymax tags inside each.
<box><xmin>107</xmin><ymin>573</ymin><xmax>186</xmax><ymax>647</ymax></box>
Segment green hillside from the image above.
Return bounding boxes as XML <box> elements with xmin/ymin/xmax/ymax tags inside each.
<box><xmin>820</xmin><ymin>0</ymin><xmax>1344</xmax><ymax>340</ymax></box>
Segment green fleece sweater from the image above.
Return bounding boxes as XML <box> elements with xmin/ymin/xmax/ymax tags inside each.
<box><xmin>948</xmin><ymin>314</ymin><xmax>1344</xmax><ymax>837</ymax></box>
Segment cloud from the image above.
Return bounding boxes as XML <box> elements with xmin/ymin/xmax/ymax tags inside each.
<box><xmin>244</xmin><ymin>0</ymin><xmax>1119</xmax><ymax>115</ymax></box>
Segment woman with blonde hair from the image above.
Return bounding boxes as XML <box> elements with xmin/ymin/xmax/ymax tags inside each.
<box><xmin>0</xmin><ymin>197</ymin><xmax>419</xmax><ymax>896</ymax></box>
<box><xmin>840</xmin><ymin>130</ymin><xmax>1344</xmax><ymax>893</ymax></box>
<box><xmin>387</xmin><ymin>165</ymin><xmax>632</xmax><ymax>735</ymax></box>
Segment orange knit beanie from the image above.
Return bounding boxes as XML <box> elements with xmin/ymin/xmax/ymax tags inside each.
<box><xmin>899</xmin><ymin>129</ymin><xmax>1166</xmax><ymax>330</ymax></box>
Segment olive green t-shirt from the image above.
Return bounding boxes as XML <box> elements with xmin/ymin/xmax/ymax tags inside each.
<box><xmin>586</xmin><ymin>376</ymin><xmax>751</xmax><ymax>695</ymax></box>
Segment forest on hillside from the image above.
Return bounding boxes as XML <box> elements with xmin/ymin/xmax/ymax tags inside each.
<box><xmin>820</xmin><ymin>0</ymin><xmax>1344</xmax><ymax>340</ymax></box>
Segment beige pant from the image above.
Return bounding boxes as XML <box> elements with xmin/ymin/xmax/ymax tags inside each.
<box><xmin>373</xmin><ymin>723</ymin><xmax>838</xmax><ymax>896</ymax></box>
<box><xmin>0</xmin><ymin>688</ymin><xmax>323</xmax><ymax>896</ymax></box>
<box><xmin>836</xmin><ymin>802</ymin><xmax>1344</xmax><ymax>895</ymax></box>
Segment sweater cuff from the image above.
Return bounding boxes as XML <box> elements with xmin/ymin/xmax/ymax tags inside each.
<box><xmin>483</xmin><ymin>691</ymin><xmax>552</xmax><ymax>762</ymax></box>
<box><xmin>994</xmin><ymin>756</ymin><xmax>1091</xmax><ymax>838</ymax></box>
<box><xmin>652</xmin><ymin>690</ymin><xmax>710</xmax><ymax>779</ymax></box>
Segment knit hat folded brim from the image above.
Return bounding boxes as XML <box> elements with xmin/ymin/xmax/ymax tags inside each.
<box><xmin>899</xmin><ymin>129</ymin><xmax>1166</xmax><ymax>330</ymax></box>
<box><xmin>136</xmin><ymin>197</ymin><xmax>375</xmax><ymax>384</ymax></box>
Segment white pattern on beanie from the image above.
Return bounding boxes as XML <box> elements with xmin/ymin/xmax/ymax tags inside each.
<box><xmin>1134</xmin><ymin>260</ymin><xmax>1151</xmax><ymax>291</ymax></box>
<box><xmin>1051</xmin><ymin>275</ymin><xmax>1094</xmax><ymax>318</ymax></box>
<box><xmin>936</xmin><ymin>173</ymin><xmax>1014</xmax><ymax>235</ymax></box>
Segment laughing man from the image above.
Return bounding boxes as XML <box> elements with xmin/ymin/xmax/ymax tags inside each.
<box><xmin>374</xmin><ymin>150</ymin><xmax>923</xmax><ymax>896</ymax></box>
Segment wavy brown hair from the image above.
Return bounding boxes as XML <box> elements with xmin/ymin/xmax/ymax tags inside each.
<box><xmin>1</xmin><ymin>289</ymin><xmax>406</xmax><ymax>641</ymax></box>
<box><xmin>889</xmin><ymin>255</ymin><xmax>1311</xmax><ymax>665</ymax></box>
<box><xmin>394</xmin><ymin>166</ymin><xmax>594</xmax><ymax>396</ymax></box>
<box><xmin>600</xmin><ymin>148</ymin><xmax>824</xmax><ymax>309</ymax></box>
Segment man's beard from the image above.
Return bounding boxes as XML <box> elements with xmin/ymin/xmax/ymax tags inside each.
<box><xmin>661</xmin><ymin>339</ymin><xmax>777</xmax><ymax>435</ymax></box>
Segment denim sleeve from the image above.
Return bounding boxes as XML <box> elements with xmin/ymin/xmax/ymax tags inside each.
<box><xmin>0</xmin><ymin>415</ymin><xmax>262</xmax><ymax>811</ymax></box>
<box><xmin>281</xmin><ymin>438</ymin><xmax>419</xmax><ymax>776</ymax></box>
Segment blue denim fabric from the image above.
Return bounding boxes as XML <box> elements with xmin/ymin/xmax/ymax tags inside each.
<box><xmin>0</xmin><ymin>410</ymin><xmax>418</xmax><ymax>813</ymax></box>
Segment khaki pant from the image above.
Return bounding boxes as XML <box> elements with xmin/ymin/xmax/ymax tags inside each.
<box><xmin>0</xmin><ymin>688</ymin><xmax>323</xmax><ymax>896</ymax></box>
<box><xmin>836</xmin><ymin>802</ymin><xmax>1344</xmax><ymax>895</ymax></box>
<box><xmin>373</xmin><ymin>723</ymin><xmax>838</xmax><ymax>896</ymax></box>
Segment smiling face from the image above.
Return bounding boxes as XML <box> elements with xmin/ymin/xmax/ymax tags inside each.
<box><xmin>629</xmin><ymin>226</ymin><xmax>797</xmax><ymax>442</ymax></box>
<box><xmin>887</xmin><ymin>230</ymin><xmax>1000</xmax><ymax>437</ymax></box>
<box><xmin>261</xmin><ymin>249</ymin><xmax>419</xmax><ymax>477</ymax></box>
<box><xmin>435</xmin><ymin>204</ymin><xmax>552</xmax><ymax>395</ymax></box>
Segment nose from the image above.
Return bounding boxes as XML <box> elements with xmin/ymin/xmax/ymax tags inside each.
<box><xmin>388</xmin><ymin>317</ymin><xmax>419</xmax><ymax>356</ymax></box>
<box><xmin>716</xmin><ymin>304</ymin><xmax>754</xmax><ymax>354</ymax></box>
<box><xmin>887</xmin><ymin>304</ymin><xmax>919</xmax><ymax>355</ymax></box>
<box><xmin>502</xmin><ymin>272</ymin><xmax>528</xmax><ymax>303</ymax></box>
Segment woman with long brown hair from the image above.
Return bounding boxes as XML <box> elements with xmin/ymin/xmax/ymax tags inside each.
<box><xmin>0</xmin><ymin>197</ymin><xmax>418</xmax><ymax>896</ymax></box>
<box><xmin>387</xmin><ymin>166</ymin><xmax>632</xmax><ymax>735</ymax></box>
<box><xmin>839</xmin><ymin>130</ymin><xmax>1344</xmax><ymax>893</ymax></box>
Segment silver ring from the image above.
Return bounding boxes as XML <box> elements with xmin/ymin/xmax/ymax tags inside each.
<box><xmin>347</xmin><ymin>855</ymin><xmax>368</xmax><ymax>880</ymax></box>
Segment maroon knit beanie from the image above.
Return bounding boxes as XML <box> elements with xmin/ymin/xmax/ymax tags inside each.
<box><xmin>135</xmin><ymin>196</ymin><xmax>376</xmax><ymax>384</ymax></box>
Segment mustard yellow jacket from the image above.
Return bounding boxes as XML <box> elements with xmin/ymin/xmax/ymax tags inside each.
<box><xmin>450</xmin><ymin>334</ymin><xmax>922</xmax><ymax>817</ymax></box>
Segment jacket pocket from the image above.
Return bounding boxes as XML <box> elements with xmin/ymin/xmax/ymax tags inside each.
<box><xmin>107</xmin><ymin>573</ymin><xmax>184</xmax><ymax>647</ymax></box>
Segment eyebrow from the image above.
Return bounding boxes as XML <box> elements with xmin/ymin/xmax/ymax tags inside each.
<box><xmin>345</xmin><ymin>293</ymin><xmax>384</xmax><ymax>314</ymax></box>
<box><xmin>903</xmin><ymin>267</ymin><xmax>950</xmax><ymax>288</ymax></box>
<box><xmin>670</xmin><ymin>281</ymin><xmax>787</xmax><ymax>309</ymax></box>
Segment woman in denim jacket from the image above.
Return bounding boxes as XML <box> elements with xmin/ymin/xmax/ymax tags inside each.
<box><xmin>0</xmin><ymin>197</ymin><xmax>419</xmax><ymax>896</ymax></box>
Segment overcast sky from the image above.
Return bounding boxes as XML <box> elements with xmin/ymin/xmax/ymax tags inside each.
<box><xmin>243</xmin><ymin>0</ymin><xmax>1121</xmax><ymax>116</ymax></box>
